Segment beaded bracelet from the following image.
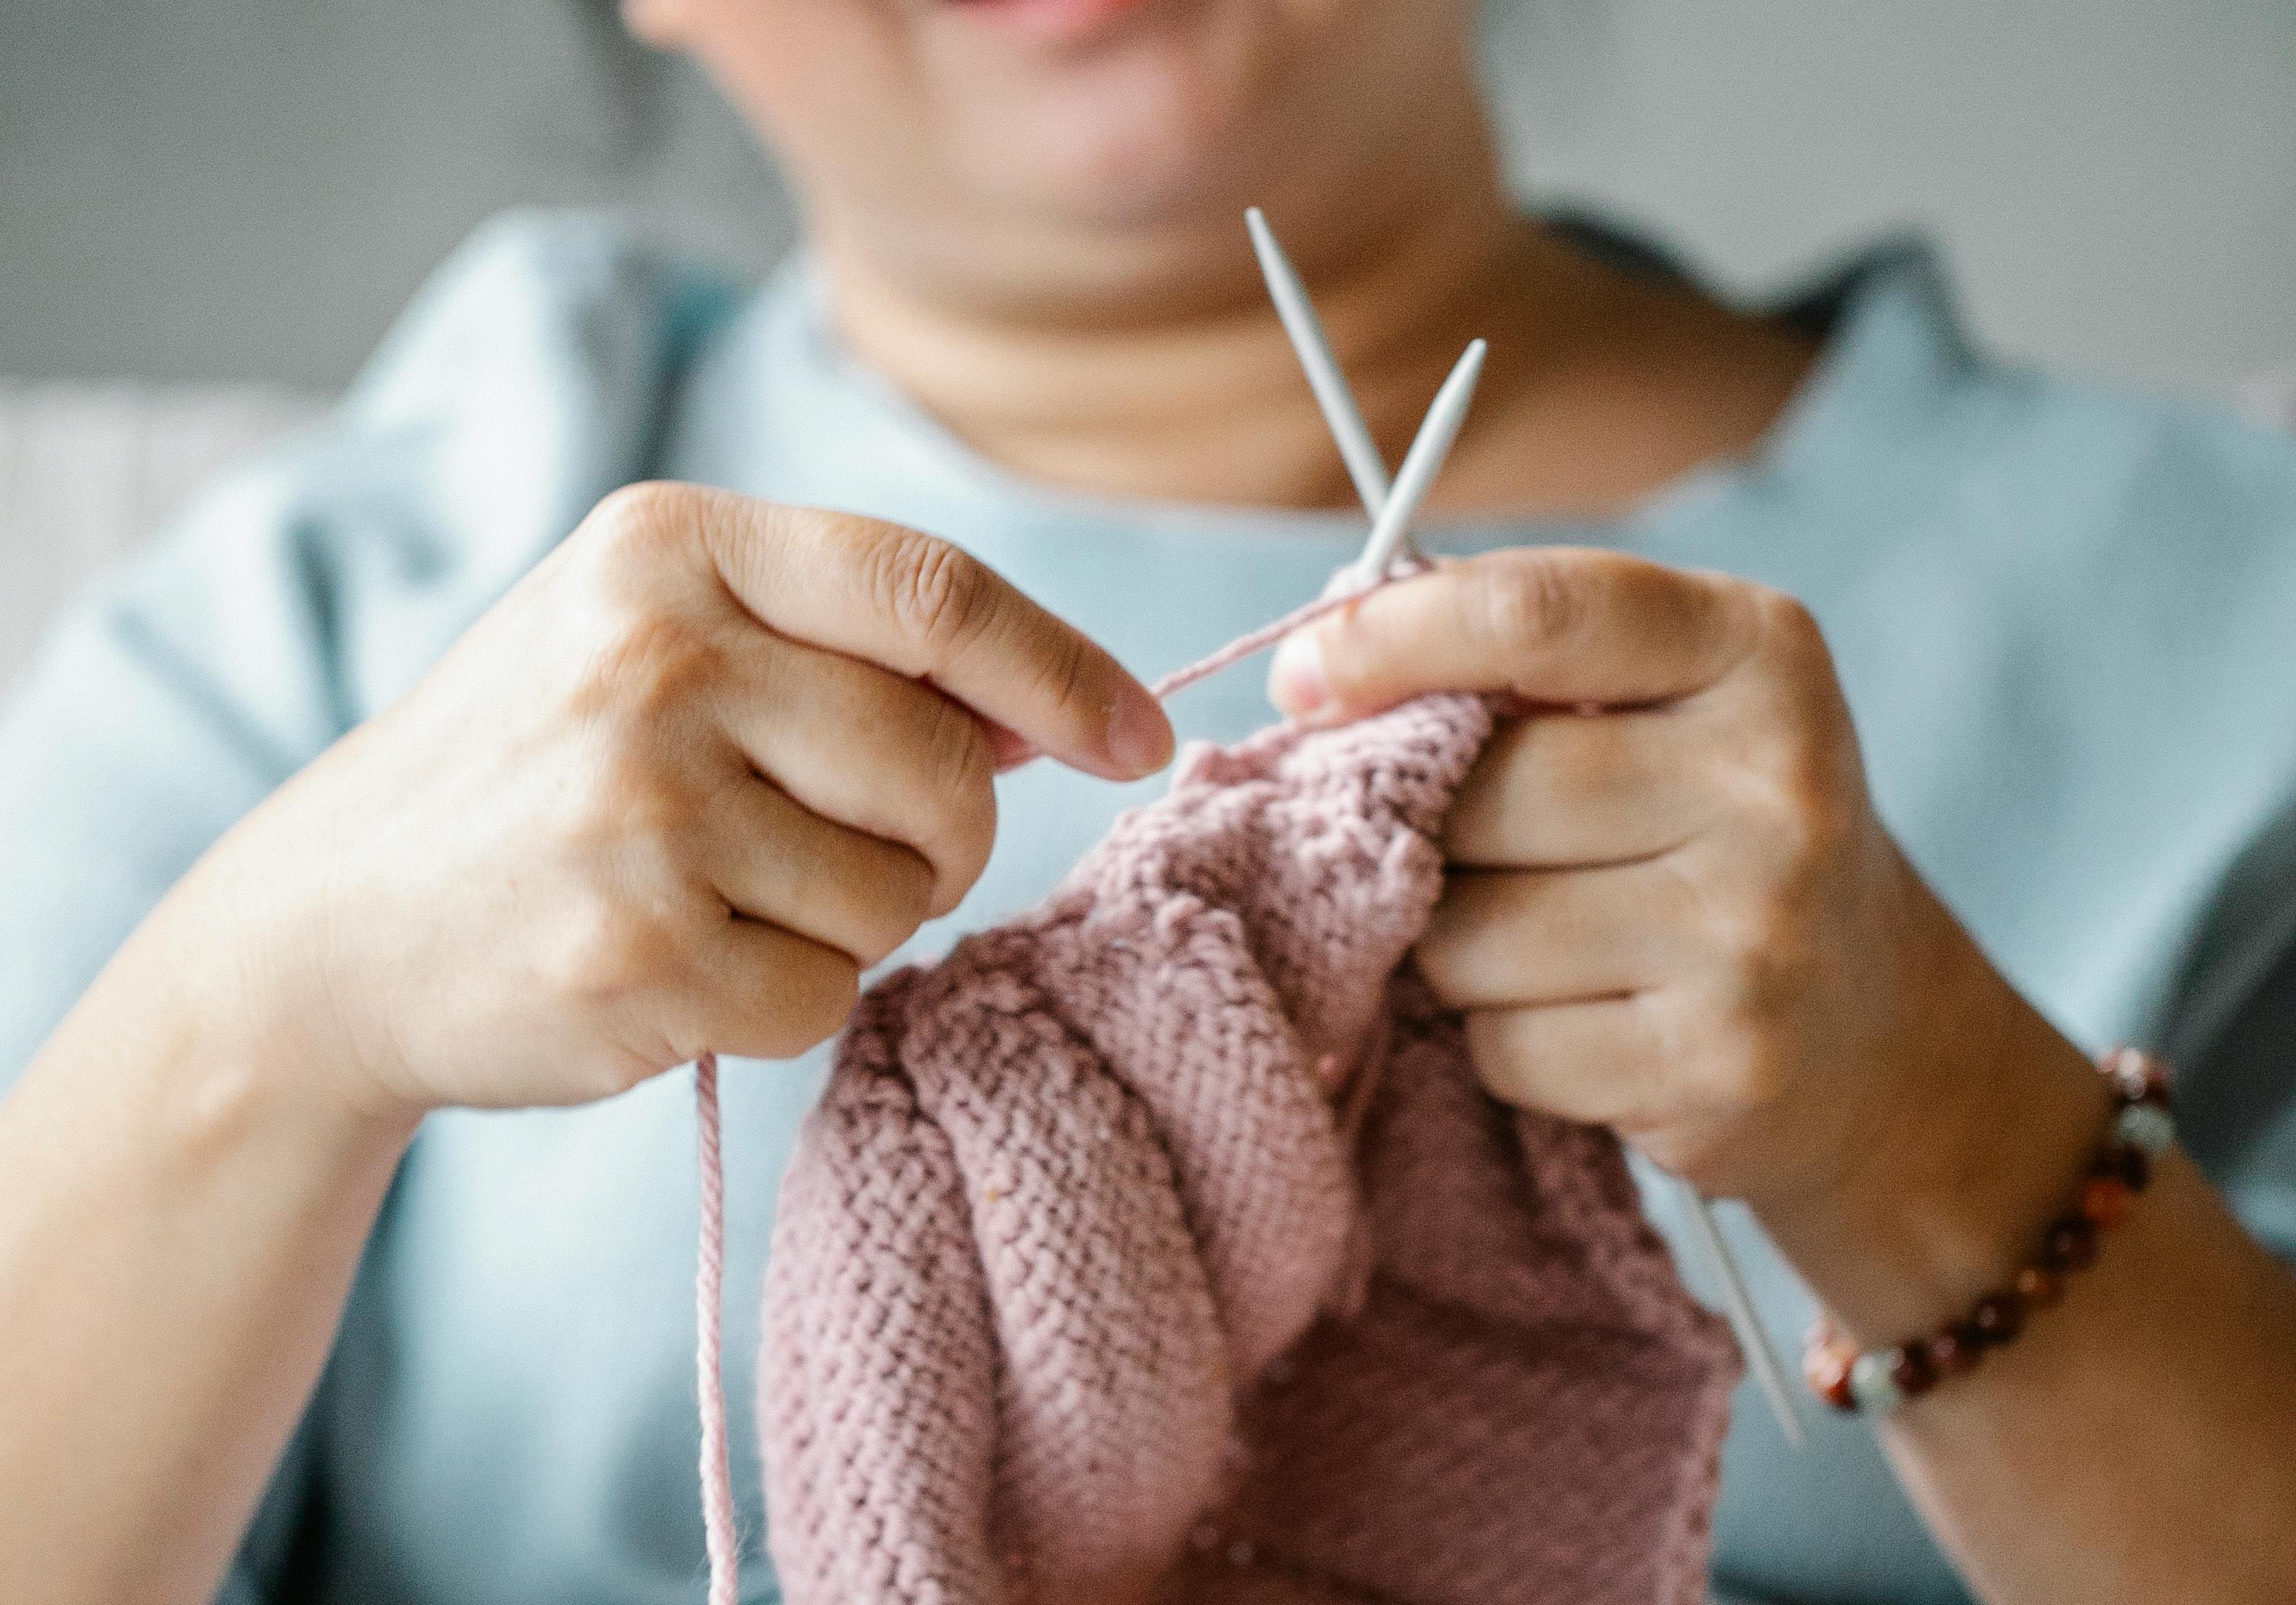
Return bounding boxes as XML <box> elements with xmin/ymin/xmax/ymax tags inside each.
<box><xmin>1803</xmin><ymin>1046</ymin><xmax>2176</xmax><ymax>1416</ymax></box>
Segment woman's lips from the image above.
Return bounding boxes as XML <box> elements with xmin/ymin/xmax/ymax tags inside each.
<box><xmin>941</xmin><ymin>0</ymin><xmax>1154</xmax><ymax>45</ymax></box>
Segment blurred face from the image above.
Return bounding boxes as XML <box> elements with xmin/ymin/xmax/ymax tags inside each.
<box><xmin>628</xmin><ymin>0</ymin><xmax>1486</xmax><ymax>296</ymax></box>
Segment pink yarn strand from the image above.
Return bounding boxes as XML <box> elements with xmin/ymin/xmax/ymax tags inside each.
<box><xmin>1147</xmin><ymin>582</ymin><xmax>1371</xmax><ymax>701</ymax></box>
<box><xmin>1149</xmin><ymin>556</ymin><xmax>1430</xmax><ymax>701</ymax></box>
<box><xmin>694</xmin><ymin>1052</ymin><xmax>741</xmax><ymax>1605</ymax></box>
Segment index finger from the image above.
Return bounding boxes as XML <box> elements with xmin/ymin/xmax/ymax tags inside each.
<box><xmin>1269</xmin><ymin>546</ymin><xmax>1760</xmax><ymax>721</ymax></box>
<box><xmin>692</xmin><ymin>491</ymin><xmax>1173</xmax><ymax>781</ymax></box>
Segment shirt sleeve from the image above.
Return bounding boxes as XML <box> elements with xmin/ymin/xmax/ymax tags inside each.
<box><xmin>2153</xmin><ymin>784</ymin><xmax>2296</xmax><ymax>1263</ymax></box>
<box><xmin>0</xmin><ymin>558</ymin><xmax>310</xmax><ymax>1081</ymax></box>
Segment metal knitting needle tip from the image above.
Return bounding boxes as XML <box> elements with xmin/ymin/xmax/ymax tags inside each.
<box><xmin>1246</xmin><ymin>207</ymin><xmax>1392</xmax><ymax>521</ymax></box>
<box><xmin>1352</xmin><ymin>338</ymin><xmax>1484</xmax><ymax>583</ymax></box>
<box><xmin>1673</xmin><ymin>1176</ymin><xmax>1806</xmax><ymax>1450</ymax></box>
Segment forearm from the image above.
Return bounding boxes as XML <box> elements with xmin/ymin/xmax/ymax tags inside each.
<box><xmin>0</xmin><ymin>897</ymin><xmax>415</xmax><ymax>1605</ymax></box>
<box><xmin>1881</xmin><ymin>1155</ymin><xmax>2296</xmax><ymax>1602</ymax></box>
<box><xmin>1764</xmin><ymin>941</ymin><xmax>2296</xmax><ymax>1604</ymax></box>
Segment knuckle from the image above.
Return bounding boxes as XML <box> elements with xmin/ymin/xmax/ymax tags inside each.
<box><xmin>921</xmin><ymin>689</ymin><xmax>996</xmax><ymax>794</ymax></box>
<box><xmin>1480</xmin><ymin>557</ymin><xmax>1577</xmax><ymax>664</ymax></box>
<box><xmin>1758</xmin><ymin>589</ymin><xmax>1828</xmax><ymax>658</ymax></box>
<box><xmin>579</xmin><ymin>613</ymin><xmax>729</xmax><ymax>728</ymax></box>
<box><xmin>1710</xmin><ymin>875</ymin><xmax>1814</xmax><ymax>1000</ymax></box>
<box><xmin>1726</xmin><ymin>669</ymin><xmax>1859</xmax><ymax>851</ymax></box>
<box><xmin>551</xmin><ymin>895</ymin><xmax>684</xmax><ymax>1006</ymax></box>
<box><xmin>1757</xmin><ymin>731</ymin><xmax>1860</xmax><ymax>864</ymax></box>
<box><xmin>584</xmin><ymin>481</ymin><xmax>689</xmax><ymax>562</ymax></box>
<box><xmin>556</xmin><ymin>749</ymin><xmax>690</xmax><ymax>871</ymax></box>
<box><xmin>917</xmin><ymin>698</ymin><xmax>999</xmax><ymax>893</ymax></box>
<box><xmin>1699</xmin><ymin>1021</ymin><xmax>1791</xmax><ymax>1113</ymax></box>
<box><xmin>1027</xmin><ymin>624</ymin><xmax>1095</xmax><ymax>724</ymax></box>
<box><xmin>868</xmin><ymin>528</ymin><xmax>992</xmax><ymax>658</ymax></box>
<box><xmin>886</xmin><ymin>846</ymin><xmax>942</xmax><ymax>936</ymax></box>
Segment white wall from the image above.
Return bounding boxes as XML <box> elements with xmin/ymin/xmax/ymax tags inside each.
<box><xmin>1499</xmin><ymin>0</ymin><xmax>2296</xmax><ymax>392</ymax></box>
<box><xmin>4</xmin><ymin>1</ymin><xmax>2292</xmax><ymax>394</ymax></box>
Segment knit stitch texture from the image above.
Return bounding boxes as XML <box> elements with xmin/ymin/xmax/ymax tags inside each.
<box><xmin>757</xmin><ymin>693</ymin><xmax>1739</xmax><ymax>1605</ymax></box>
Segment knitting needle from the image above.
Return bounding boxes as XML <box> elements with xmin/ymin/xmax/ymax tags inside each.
<box><xmin>1248</xmin><ymin>204</ymin><xmax>1464</xmax><ymax>577</ymax></box>
<box><xmin>1675</xmin><ymin>1179</ymin><xmax>1806</xmax><ymax>1449</ymax></box>
<box><xmin>1246</xmin><ymin>207</ymin><xmax>1395</xmax><ymax>521</ymax></box>
<box><xmin>1352</xmin><ymin>339</ymin><xmax>1483</xmax><ymax>581</ymax></box>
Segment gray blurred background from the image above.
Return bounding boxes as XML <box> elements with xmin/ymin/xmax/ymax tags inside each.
<box><xmin>4</xmin><ymin>0</ymin><xmax>2295</xmax><ymax>394</ymax></box>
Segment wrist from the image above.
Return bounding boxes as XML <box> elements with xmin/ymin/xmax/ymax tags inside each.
<box><xmin>126</xmin><ymin>861</ymin><xmax>428</xmax><ymax>1158</ymax></box>
<box><xmin>1758</xmin><ymin>916</ymin><xmax>2110</xmax><ymax>1342</ymax></box>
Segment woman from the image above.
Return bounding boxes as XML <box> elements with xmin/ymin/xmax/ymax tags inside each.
<box><xmin>3</xmin><ymin>2</ymin><xmax>2294</xmax><ymax>1601</ymax></box>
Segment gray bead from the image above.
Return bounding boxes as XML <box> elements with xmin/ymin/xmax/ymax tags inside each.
<box><xmin>2114</xmin><ymin>1101</ymin><xmax>2176</xmax><ymax>1158</ymax></box>
<box><xmin>1849</xmin><ymin>1351</ymin><xmax>1905</xmax><ymax>1414</ymax></box>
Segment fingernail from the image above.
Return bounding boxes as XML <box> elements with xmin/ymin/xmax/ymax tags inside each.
<box><xmin>1106</xmin><ymin>686</ymin><xmax>1174</xmax><ymax>778</ymax></box>
<box><xmin>1268</xmin><ymin>632</ymin><xmax>1331</xmax><ymax>720</ymax></box>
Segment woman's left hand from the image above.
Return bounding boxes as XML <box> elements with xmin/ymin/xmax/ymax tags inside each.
<box><xmin>1267</xmin><ymin>546</ymin><xmax>2011</xmax><ymax>1230</ymax></box>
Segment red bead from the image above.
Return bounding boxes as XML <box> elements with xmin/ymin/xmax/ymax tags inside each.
<box><xmin>2043</xmin><ymin>1214</ymin><xmax>2100</xmax><ymax>1272</ymax></box>
<box><xmin>2078</xmin><ymin>1174</ymin><xmax>2134</xmax><ymax>1229</ymax></box>
<box><xmin>1803</xmin><ymin>1339</ymin><xmax>1857</xmax><ymax>1412</ymax></box>
<box><xmin>1969</xmin><ymin>1292</ymin><xmax>2026</xmax><ymax>1346</ymax></box>
<box><xmin>2014</xmin><ymin>1263</ymin><xmax>2064</xmax><ymax>1308</ymax></box>
<box><xmin>1889</xmin><ymin>1342</ymin><xmax>1939</xmax><ymax>1398</ymax></box>
<box><xmin>1924</xmin><ymin>1326</ymin><xmax>1983</xmax><ymax>1378</ymax></box>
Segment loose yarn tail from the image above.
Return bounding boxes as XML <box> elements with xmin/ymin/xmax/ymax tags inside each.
<box><xmin>695</xmin><ymin>1052</ymin><xmax>741</xmax><ymax>1605</ymax></box>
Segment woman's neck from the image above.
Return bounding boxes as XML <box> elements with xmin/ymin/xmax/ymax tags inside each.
<box><xmin>814</xmin><ymin>113</ymin><xmax>1817</xmax><ymax>518</ymax></box>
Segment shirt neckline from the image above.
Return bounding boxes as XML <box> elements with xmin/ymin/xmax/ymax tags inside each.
<box><xmin>722</xmin><ymin>223</ymin><xmax>1974</xmax><ymax>557</ymax></box>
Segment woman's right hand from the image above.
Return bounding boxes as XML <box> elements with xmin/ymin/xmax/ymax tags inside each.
<box><xmin>167</xmin><ymin>482</ymin><xmax>1173</xmax><ymax>1121</ymax></box>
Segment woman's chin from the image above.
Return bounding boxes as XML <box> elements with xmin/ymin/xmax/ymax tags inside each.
<box><xmin>965</xmin><ymin>105</ymin><xmax>1255</xmax><ymax>226</ymax></box>
<box><xmin>929</xmin><ymin>4</ymin><xmax>1287</xmax><ymax>224</ymax></box>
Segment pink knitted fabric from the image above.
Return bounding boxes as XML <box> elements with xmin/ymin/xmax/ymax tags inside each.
<box><xmin>757</xmin><ymin>693</ymin><xmax>1739</xmax><ymax>1605</ymax></box>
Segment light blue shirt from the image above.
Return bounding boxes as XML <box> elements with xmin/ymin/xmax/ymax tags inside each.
<box><xmin>5</xmin><ymin>212</ymin><xmax>2296</xmax><ymax>1605</ymax></box>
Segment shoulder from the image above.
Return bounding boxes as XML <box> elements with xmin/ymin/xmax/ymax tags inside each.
<box><xmin>308</xmin><ymin>207</ymin><xmax>751</xmax><ymax>573</ymax></box>
<box><xmin>1902</xmin><ymin>345</ymin><xmax>2296</xmax><ymax>725</ymax></box>
<box><xmin>1776</xmin><ymin>247</ymin><xmax>2296</xmax><ymax>579</ymax></box>
<box><xmin>345</xmin><ymin>207</ymin><xmax>748</xmax><ymax>438</ymax></box>
<box><xmin>1735</xmin><ymin>247</ymin><xmax>2296</xmax><ymax>698</ymax></box>
<box><xmin>97</xmin><ymin>212</ymin><xmax>752</xmax><ymax>748</ymax></box>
